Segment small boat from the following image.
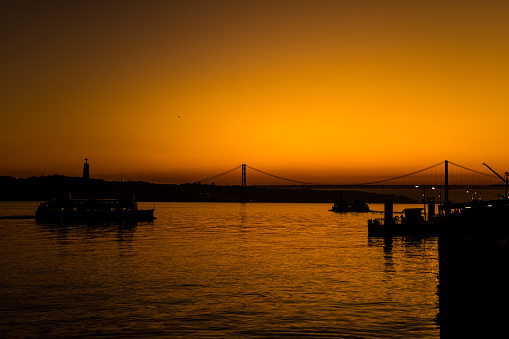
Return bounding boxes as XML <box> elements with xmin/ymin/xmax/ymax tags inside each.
<box><xmin>35</xmin><ymin>194</ymin><xmax>155</xmax><ymax>223</ymax></box>
<box><xmin>329</xmin><ymin>198</ymin><xmax>370</xmax><ymax>212</ymax></box>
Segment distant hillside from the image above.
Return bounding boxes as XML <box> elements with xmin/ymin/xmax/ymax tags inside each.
<box><xmin>0</xmin><ymin>175</ymin><xmax>418</xmax><ymax>203</ymax></box>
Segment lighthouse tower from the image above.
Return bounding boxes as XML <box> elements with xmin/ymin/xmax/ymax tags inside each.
<box><xmin>83</xmin><ymin>158</ymin><xmax>90</xmax><ymax>180</ymax></box>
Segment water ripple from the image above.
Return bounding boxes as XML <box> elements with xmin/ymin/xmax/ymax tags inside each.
<box><xmin>0</xmin><ymin>202</ymin><xmax>439</xmax><ymax>338</ymax></box>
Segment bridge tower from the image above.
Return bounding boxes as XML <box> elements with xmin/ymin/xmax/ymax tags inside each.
<box><xmin>444</xmin><ymin>160</ymin><xmax>449</xmax><ymax>206</ymax></box>
<box><xmin>242</xmin><ymin>164</ymin><xmax>246</xmax><ymax>187</ymax></box>
<box><xmin>241</xmin><ymin>164</ymin><xmax>246</xmax><ymax>203</ymax></box>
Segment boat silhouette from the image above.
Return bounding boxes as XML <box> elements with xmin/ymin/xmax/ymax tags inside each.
<box><xmin>35</xmin><ymin>194</ymin><xmax>155</xmax><ymax>223</ymax></box>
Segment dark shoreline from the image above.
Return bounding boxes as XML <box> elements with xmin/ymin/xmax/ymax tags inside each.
<box><xmin>0</xmin><ymin>175</ymin><xmax>417</xmax><ymax>203</ymax></box>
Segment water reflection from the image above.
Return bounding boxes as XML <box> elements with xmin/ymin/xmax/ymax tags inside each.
<box><xmin>37</xmin><ymin>221</ymin><xmax>140</xmax><ymax>246</ymax></box>
<box><xmin>368</xmin><ymin>235</ymin><xmax>440</xmax><ymax>332</ymax></box>
<box><xmin>1</xmin><ymin>202</ymin><xmax>440</xmax><ymax>338</ymax></box>
<box><xmin>369</xmin><ymin>232</ymin><xmax>509</xmax><ymax>338</ymax></box>
<box><xmin>367</xmin><ymin>236</ymin><xmax>395</xmax><ymax>276</ymax></box>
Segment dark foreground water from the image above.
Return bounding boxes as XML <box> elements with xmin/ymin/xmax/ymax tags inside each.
<box><xmin>0</xmin><ymin>202</ymin><xmax>439</xmax><ymax>338</ymax></box>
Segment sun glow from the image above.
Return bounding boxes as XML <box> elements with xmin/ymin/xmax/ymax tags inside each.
<box><xmin>1</xmin><ymin>1</ymin><xmax>509</xmax><ymax>183</ymax></box>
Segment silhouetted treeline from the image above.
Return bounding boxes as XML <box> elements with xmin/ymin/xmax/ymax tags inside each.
<box><xmin>0</xmin><ymin>175</ymin><xmax>417</xmax><ymax>203</ymax></box>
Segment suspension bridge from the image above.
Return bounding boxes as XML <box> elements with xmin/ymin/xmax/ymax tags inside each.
<box><xmin>194</xmin><ymin>161</ymin><xmax>508</xmax><ymax>193</ymax></box>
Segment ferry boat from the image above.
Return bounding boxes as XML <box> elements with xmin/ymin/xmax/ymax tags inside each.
<box><xmin>329</xmin><ymin>198</ymin><xmax>370</xmax><ymax>212</ymax></box>
<box><xmin>35</xmin><ymin>194</ymin><xmax>155</xmax><ymax>223</ymax></box>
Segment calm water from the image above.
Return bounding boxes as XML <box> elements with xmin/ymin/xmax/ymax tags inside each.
<box><xmin>0</xmin><ymin>202</ymin><xmax>439</xmax><ymax>338</ymax></box>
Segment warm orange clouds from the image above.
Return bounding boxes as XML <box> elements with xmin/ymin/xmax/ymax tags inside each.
<box><xmin>1</xmin><ymin>0</ymin><xmax>508</xmax><ymax>183</ymax></box>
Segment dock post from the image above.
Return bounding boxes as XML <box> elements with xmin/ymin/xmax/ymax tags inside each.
<box><xmin>428</xmin><ymin>198</ymin><xmax>435</xmax><ymax>220</ymax></box>
<box><xmin>384</xmin><ymin>199</ymin><xmax>393</xmax><ymax>225</ymax></box>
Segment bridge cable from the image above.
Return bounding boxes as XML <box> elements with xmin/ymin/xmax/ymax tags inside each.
<box><xmin>448</xmin><ymin>161</ymin><xmax>499</xmax><ymax>179</ymax></box>
<box><xmin>247</xmin><ymin>165</ymin><xmax>317</xmax><ymax>186</ymax></box>
<box><xmin>194</xmin><ymin>165</ymin><xmax>242</xmax><ymax>184</ymax></box>
<box><xmin>354</xmin><ymin>160</ymin><xmax>445</xmax><ymax>185</ymax></box>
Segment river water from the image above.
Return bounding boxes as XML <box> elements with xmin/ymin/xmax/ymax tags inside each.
<box><xmin>0</xmin><ymin>202</ymin><xmax>439</xmax><ymax>338</ymax></box>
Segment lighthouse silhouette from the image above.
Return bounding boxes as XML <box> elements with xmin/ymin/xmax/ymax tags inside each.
<box><xmin>83</xmin><ymin>158</ymin><xmax>90</xmax><ymax>180</ymax></box>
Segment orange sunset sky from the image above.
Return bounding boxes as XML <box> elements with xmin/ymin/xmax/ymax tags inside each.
<box><xmin>1</xmin><ymin>0</ymin><xmax>508</xmax><ymax>184</ymax></box>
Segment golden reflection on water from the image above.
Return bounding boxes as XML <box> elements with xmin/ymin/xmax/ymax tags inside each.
<box><xmin>0</xmin><ymin>202</ymin><xmax>439</xmax><ymax>338</ymax></box>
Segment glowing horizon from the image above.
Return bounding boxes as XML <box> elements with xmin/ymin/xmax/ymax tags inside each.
<box><xmin>2</xmin><ymin>1</ymin><xmax>508</xmax><ymax>184</ymax></box>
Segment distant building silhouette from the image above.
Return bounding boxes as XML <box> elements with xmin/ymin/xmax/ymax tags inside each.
<box><xmin>83</xmin><ymin>158</ymin><xmax>90</xmax><ymax>180</ymax></box>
